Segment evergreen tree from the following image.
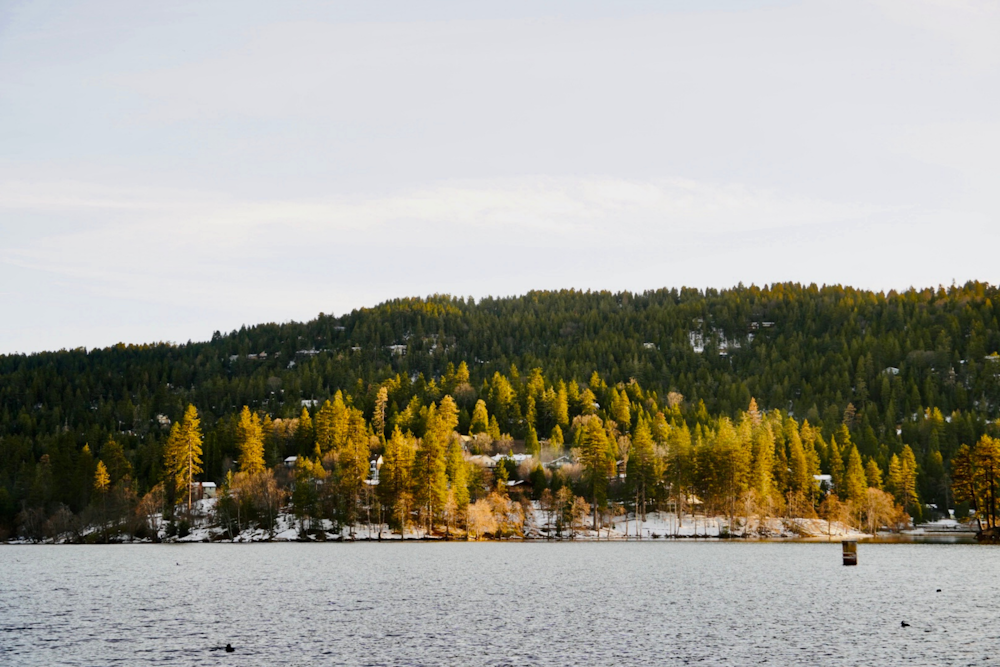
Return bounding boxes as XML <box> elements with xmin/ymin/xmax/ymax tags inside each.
<box><xmin>446</xmin><ymin>436</ymin><xmax>470</xmax><ymax>523</ymax></box>
<box><xmin>487</xmin><ymin>372</ymin><xmax>516</xmax><ymax>433</ymax></box>
<box><xmin>487</xmin><ymin>415</ymin><xmax>502</xmax><ymax>441</ymax></box>
<box><xmin>494</xmin><ymin>455</ymin><xmax>509</xmax><ymax>494</ymax></box>
<box><xmin>378</xmin><ymin>426</ymin><xmax>416</xmax><ymax>534</ymax></box>
<box><xmin>971</xmin><ymin>436</ymin><xmax>1000</xmax><ymax>530</ymax></box>
<box><xmin>666</xmin><ymin>420</ymin><xmax>693</xmax><ymax>520</ymax></box>
<box><xmin>626</xmin><ymin>417</ymin><xmax>657</xmax><ymax>520</ymax></box>
<box><xmin>577</xmin><ymin>416</ymin><xmax>614</xmax><ymax>530</ymax></box>
<box><xmin>696</xmin><ymin>418</ymin><xmax>751</xmax><ymax>528</ymax></box>
<box><xmin>844</xmin><ymin>445</ymin><xmax>867</xmax><ymax>507</ymax></box>
<box><xmin>455</xmin><ymin>360</ymin><xmax>471</xmax><ymax>386</ymax></box>
<box><xmin>899</xmin><ymin>444</ymin><xmax>920</xmax><ymax>515</ymax></box>
<box><xmin>295</xmin><ymin>407</ymin><xmax>314</xmax><ymax>455</ymax></box>
<box><xmin>553</xmin><ymin>381</ymin><xmax>570</xmax><ymax>428</ymax></box>
<box><xmin>470</xmin><ymin>400</ymin><xmax>489</xmax><ymax>435</ymax></box>
<box><xmin>529</xmin><ymin>464</ymin><xmax>547</xmax><ymax>500</ymax></box>
<box><xmin>749</xmin><ymin>420</ymin><xmax>774</xmax><ymax>503</ymax></box>
<box><xmin>787</xmin><ymin>427</ymin><xmax>812</xmax><ymax>496</ymax></box>
<box><xmin>951</xmin><ymin>443</ymin><xmax>980</xmax><ymax>529</ymax></box>
<box><xmin>611</xmin><ymin>389</ymin><xmax>631</xmax><ymax>431</ymax></box>
<box><xmin>373</xmin><ymin>386</ymin><xmax>389</xmax><ymax>441</ymax></box>
<box><xmin>101</xmin><ymin>438</ymin><xmax>131</xmax><ymax>486</ymax></box>
<box><xmin>828</xmin><ymin>436</ymin><xmax>845</xmax><ymax>498</ymax></box>
<box><xmin>864</xmin><ymin>458</ymin><xmax>883</xmax><ymax>490</ymax></box>
<box><xmin>74</xmin><ymin>444</ymin><xmax>96</xmax><ymax>511</ymax></box>
<box><xmin>94</xmin><ymin>460</ymin><xmax>110</xmax><ymax>493</ymax></box>
<box><xmin>566</xmin><ymin>380</ymin><xmax>581</xmax><ymax>415</ymax></box>
<box><xmin>524</xmin><ymin>395</ymin><xmax>537</xmax><ymax>433</ymax></box>
<box><xmin>436</xmin><ymin>395</ymin><xmax>460</xmax><ymax>437</ymax></box>
<box><xmin>525</xmin><ymin>425</ymin><xmax>540</xmax><ymax>458</ymax></box>
<box><xmin>93</xmin><ymin>459</ymin><xmax>111</xmax><ymax>541</ymax></box>
<box><xmin>315</xmin><ymin>393</ymin><xmax>348</xmax><ymax>457</ymax></box>
<box><xmin>292</xmin><ymin>457</ymin><xmax>325</xmax><ymax>533</ymax></box>
<box><xmin>338</xmin><ymin>408</ymin><xmax>371</xmax><ymax>529</ymax></box>
<box><xmin>415</xmin><ymin>404</ymin><xmax>449</xmax><ymax>532</ymax></box>
<box><xmin>236</xmin><ymin>406</ymin><xmax>266</xmax><ymax>475</ymax></box>
<box><xmin>162</xmin><ymin>404</ymin><xmax>203</xmax><ymax>513</ymax></box>
<box><xmin>887</xmin><ymin>454</ymin><xmax>904</xmax><ymax>504</ymax></box>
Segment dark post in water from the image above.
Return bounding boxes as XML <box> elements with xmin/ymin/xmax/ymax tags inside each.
<box><xmin>842</xmin><ymin>540</ymin><xmax>857</xmax><ymax>566</ymax></box>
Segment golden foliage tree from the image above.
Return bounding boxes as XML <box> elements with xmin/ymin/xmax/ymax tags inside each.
<box><xmin>162</xmin><ymin>404</ymin><xmax>203</xmax><ymax>513</ymax></box>
<box><xmin>236</xmin><ymin>406</ymin><xmax>266</xmax><ymax>475</ymax></box>
<box><xmin>94</xmin><ymin>460</ymin><xmax>110</xmax><ymax>493</ymax></box>
<box><xmin>843</xmin><ymin>445</ymin><xmax>867</xmax><ymax>507</ymax></box>
<box><xmin>378</xmin><ymin>426</ymin><xmax>416</xmax><ymax>535</ymax></box>
<box><xmin>576</xmin><ymin>415</ymin><xmax>614</xmax><ymax>530</ymax></box>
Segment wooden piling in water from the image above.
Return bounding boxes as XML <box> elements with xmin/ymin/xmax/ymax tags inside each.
<box><xmin>842</xmin><ymin>540</ymin><xmax>857</xmax><ymax>566</ymax></box>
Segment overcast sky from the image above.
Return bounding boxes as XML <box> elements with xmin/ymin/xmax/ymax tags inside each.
<box><xmin>1</xmin><ymin>0</ymin><xmax>997</xmax><ymax>354</ymax></box>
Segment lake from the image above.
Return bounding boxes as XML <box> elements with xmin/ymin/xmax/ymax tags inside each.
<box><xmin>1</xmin><ymin>541</ymin><xmax>997</xmax><ymax>666</ymax></box>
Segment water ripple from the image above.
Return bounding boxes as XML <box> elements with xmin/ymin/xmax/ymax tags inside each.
<box><xmin>1</xmin><ymin>542</ymin><xmax>998</xmax><ymax>665</ymax></box>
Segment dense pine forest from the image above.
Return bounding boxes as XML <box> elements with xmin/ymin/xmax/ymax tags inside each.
<box><xmin>4</xmin><ymin>282</ymin><xmax>1000</xmax><ymax>541</ymax></box>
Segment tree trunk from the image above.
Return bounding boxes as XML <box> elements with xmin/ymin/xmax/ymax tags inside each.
<box><xmin>991</xmin><ymin>469</ymin><xmax>997</xmax><ymax>530</ymax></box>
<box><xmin>973</xmin><ymin>495</ymin><xmax>983</xmax><ymax>533</ymax></box>
<box><xmin>592</xmin><ymin>484</ymin><xmax>598</xmax><ymax>532</ymax></box>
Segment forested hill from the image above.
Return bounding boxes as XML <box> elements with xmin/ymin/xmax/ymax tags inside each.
<box><xmin>3</xmin><ymin>281</ymin><xmax>1000</xmax><ymax>535</ymax></box>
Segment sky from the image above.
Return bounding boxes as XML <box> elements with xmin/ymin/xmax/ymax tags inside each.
<box><xmin>1</xmin><ymin>0</ymin><xmax>998</xmax><ymax>354</ymax></box>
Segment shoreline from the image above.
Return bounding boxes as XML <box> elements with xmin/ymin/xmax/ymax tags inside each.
<box><xmin>2</xmin><ymin>532</ymin><xmax>978</xmax><ymax>546</ymax></box>
<box><xmin>5</xmin><ymin>505</ymin><xmax>976</xmax><ymax>545</ymax></box>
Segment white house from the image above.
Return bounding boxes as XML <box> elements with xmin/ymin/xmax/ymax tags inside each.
<box><xmin>369</xmin><ymin>455</ymin><xmax>383</xmax><ymax>483</ymax></box>
<box><xmin>190</xmin><ymin>481</ymin><xmax>217</xmax><ymax>500</ymax></box>
<box><xmin>491</xmin><ymin>453</ymin><xmax>532</xmax><ymax>466</ymax></box>
<box><xmin>544</xmin><ymin>455</ymin><xmax>573</xmax><ymax>470</ymax></box>
<box><xmin>814</xmin><ymin>474</ymin><xmax>833</xmax><ymax>492</ymax></box>
<box><xmin>468</xmin><ymin>455</ymin><xmax>496</xmax><ymax>468</ymax></box>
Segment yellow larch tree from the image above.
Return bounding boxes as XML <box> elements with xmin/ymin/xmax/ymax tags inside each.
<box><xmin>236</xmin><ymin>406</ymin><xmax>266</xmax><ymax>475</ymax></box>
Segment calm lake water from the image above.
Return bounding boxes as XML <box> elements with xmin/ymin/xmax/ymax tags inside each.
<box><xmin>2</xmin><ymin>541</ymin><xmax>999</xmax><ymax>666</ymax></box>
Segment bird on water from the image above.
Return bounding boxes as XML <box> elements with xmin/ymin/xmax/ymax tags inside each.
<box><xmin>225</xmin><ymin>644</ymin><xmax>235</xmax><ymax>653</ymax></box>
<box><xmin>901</xmin><ymin>622</ymin><xmax>910</xmax><ymax>628</ymax></box>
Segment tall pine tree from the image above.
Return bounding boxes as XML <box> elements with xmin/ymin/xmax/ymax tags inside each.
<box><xmin>236</xmin><ymin>406</ymin><xmax>266</xmax><ymax>475</ymax></box>
<box><xmin>163</xmin><ymin>404</ymin><xmax>203</xmax><ymax>513</ymax></box>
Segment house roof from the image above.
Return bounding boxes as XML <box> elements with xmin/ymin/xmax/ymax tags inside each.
<box><xmin>491</xmin><ymin>453</ymin><xmax>532</xmax><ymax>464</ymax></box>
<box><xmin>468</xmin><ymin>455</ymin><xmax>496</xmax><ymax>467</ymax></box>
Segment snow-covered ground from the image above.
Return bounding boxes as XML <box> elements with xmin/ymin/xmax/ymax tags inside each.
<box><xmin>11</xmin><ymin>498</ymin><xmax>870</xmax><ymax>543</ymax></box>
<box><xmin>527</xmin><ymin>510</ymin><xmax>866</xmax><ymax>541</ymax></box>
<box><xmin>904</xmin><ymin>518</ymin><xmax>976</xmax><ymax>535</ymax></box>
